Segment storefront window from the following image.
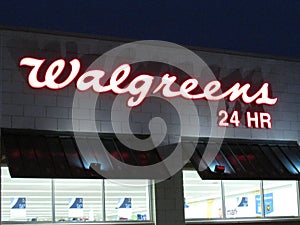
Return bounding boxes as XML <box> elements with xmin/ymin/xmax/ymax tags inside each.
<box><xmin>223</xmin><ymin>180</ymin><xmax>262</xmax><ymax>218</ymax></box>
<box><xmin>184</xmin><ymin>170</ymin><xmax>300</xmax><ymax>221</ymax></box>
<box><xmin>183</xmin><ymin>172</ymin><xmax>292</xmax><ymax>220</ymax></box>
<box><xmin>263</xmin><ymin>180</ymin><xmax>298</xmax><ymax>217</ymax></box>
<box><xmin>183</xmin><ymin>170</ymin><xmax>222</xmax><ymax>219</ymax></box>
<box><xmin>54</xmin><ymin>179</ymin><xmax>103</xmax><ymax>222</ymax></box>
<box><xmin>104</xmin><ymin>180</ymin><xmax>151</xmax><ymax>221</ymax></box>
<box><xmin>1</xmin><ymin>167</ymin><xmax>152</xmax><ymax>223</ymax></box>
<box><xmin>1</xmin><ymin>167</ymin><xmax>52</xmax><ymax>222</ymax></box>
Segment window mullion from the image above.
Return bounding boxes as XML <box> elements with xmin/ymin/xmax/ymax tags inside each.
<box><xmin>51</xmin><ymin>179</ymin><xmax>55</xmax><ymax>223</ymax></box>
<box><xmin>102</xmin><ymin>179</ymin><xmax>106</xmax><ymax>221</ymax></box>
<box><xmin>260</xmin><ymin>180</ymin><xmax>265</xmax><ymax>218</ymax></box>
<box><xmin>297</xmin><ymin>180</ymin><xmax>300</xmax><ymax>217</ymax></box>
<box><xmin>221</xmin><ymin>180</ymin><xmax>226</xmax><ymax>219</ymax></box>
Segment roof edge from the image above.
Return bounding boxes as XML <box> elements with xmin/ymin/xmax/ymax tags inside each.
<box><xmin>1</xmin><ymin>25</ymin><xmax>300</xmax><ymax>63</ymax></box>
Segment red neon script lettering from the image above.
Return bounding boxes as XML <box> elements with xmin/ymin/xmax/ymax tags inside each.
<box><xmin>19</xmin><ymin>57</ymin><xmax>278</xmax><ymax>107</ymax></box>
<box><xmin>20</xmin><ymin>57</ymin><xmax>80</xmax><ymax>89</ymax></box>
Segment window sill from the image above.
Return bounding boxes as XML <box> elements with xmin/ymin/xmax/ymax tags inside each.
<box><xmin>186</xmin><ymin>217</ymin><xmax>300</xmax><ymax>224</ymax></box>
<box><xmin>1</xmin><ymin>221</ymin><xmax>154</xmax><ymax>225</ymax></box>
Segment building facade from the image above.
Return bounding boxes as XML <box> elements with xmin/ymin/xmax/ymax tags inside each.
<box><xmin>1</xmin><ymin>28</ymin><xmax>300</xmax><ymax>225</ymax></box>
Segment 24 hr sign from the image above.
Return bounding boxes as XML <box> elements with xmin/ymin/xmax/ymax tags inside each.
<box><xmin>218</xmin><ymin>110</ymin><xmax>272</xmax><ymax>129</ymax></box>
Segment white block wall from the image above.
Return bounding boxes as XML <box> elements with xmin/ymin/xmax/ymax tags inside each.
<box><xmin>0</xmin><ymin>29</ymin><xmax>299</xmax><ymax>142</ymax></box>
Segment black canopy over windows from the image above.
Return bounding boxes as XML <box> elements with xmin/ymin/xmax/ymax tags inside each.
<box><xmin>1</xmin><ymin>128</ymin><xmax>172</xmax><ymax>179</ymax></box>
<box><xmin>2</xmin><ymin>128</ymin><xmax>300</xmax><ymax>180</ymax></box>
<box><xmin>2</xmin><ymin>129</ymin><xmax>102</xmax><ymax>178</ymax></box>
<box><xmin>189</xmin><ymin>138</ymin><xmax>300</xmax><ymax>180</ymax></box>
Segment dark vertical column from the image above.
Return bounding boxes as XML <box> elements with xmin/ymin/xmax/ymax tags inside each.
<box><xmin>155</xmin><ymin>171</ymin><xmax>185</xmax><ymax>225</ymax></box>
<box><xmin>0</xmin><ymin>30</ymin><xmax>3</xmax><ymax>223</ymax></box>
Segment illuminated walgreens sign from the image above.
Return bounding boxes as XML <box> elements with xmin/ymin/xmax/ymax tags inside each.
<box><xmin>20</xmin><ymin>57</ymin><xmax>278</xmax><ymax>129</ymax></box>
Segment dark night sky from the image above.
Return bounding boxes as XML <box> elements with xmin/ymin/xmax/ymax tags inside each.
<box><xmin>0</xmin><ymin>0</ymin><xmax>300</xmax><ymax>58</ymax></box>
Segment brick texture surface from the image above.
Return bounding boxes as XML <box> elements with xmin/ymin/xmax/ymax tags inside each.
<box><xmin>0</xmin><ymin>29</ymin><xmax>299</xmax><ymax>142</ymax></box>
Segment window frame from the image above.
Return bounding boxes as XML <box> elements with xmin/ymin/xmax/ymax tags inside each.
<box><xmin>183</xmin><ymin>169</ymin><xmax>300</xmax><ymax>222</ymax></box>
<box><xmin>1</xmin><ymin>166</ymin><xmax>154</xmax><ymax>224</ymax></box>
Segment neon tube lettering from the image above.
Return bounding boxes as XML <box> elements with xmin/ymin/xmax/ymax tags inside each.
<box><xmin>19</xmin><ymin>57</ymin><xmax>278</xmax><ymax>107</ymax></box>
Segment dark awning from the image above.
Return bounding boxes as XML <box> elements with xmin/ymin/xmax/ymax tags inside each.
<box><xmin>1</xmin><ymin>128</ymin><xmax>173</xmax><ymax>179</ymax></box>
<box><xmin>2</xmin><ymin>128</ymin><xmax>300</xmax><ymax>180</ymax></box>
<box><xmin>1</xmin><ymin>129</ymin><xmax>102</xmax><ymax>178</ymax></box>
<box><xmin>189</xmin><ymin>138</ymin><xmax>300</xmax><ymax>180</ymax></box>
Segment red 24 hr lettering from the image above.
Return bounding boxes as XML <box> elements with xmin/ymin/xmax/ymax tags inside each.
<box><xmin>20</xmin><ymin>57</ymin><xmax>277</xmax><ymax>128</ymax></box>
